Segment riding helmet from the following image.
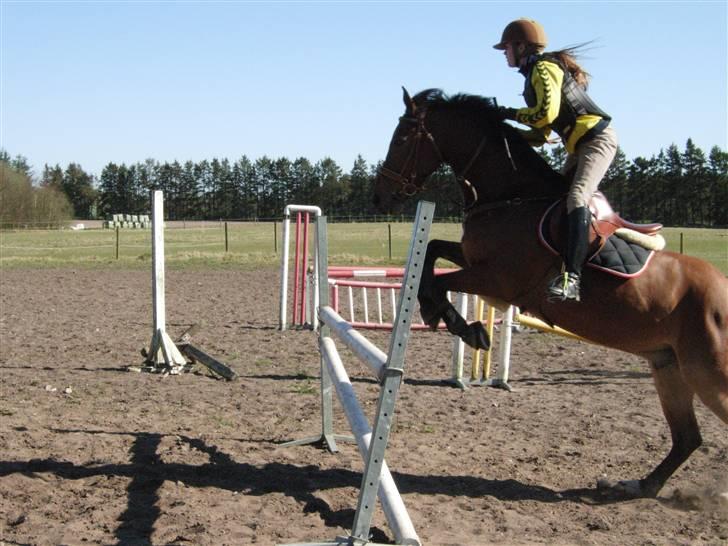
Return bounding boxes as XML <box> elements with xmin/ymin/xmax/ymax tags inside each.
<box><xmin>493</xmin><ymin>18</ymin><xmax>548</xmax><ymax>50</ymax></box>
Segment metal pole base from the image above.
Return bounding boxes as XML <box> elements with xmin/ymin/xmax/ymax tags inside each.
<box><xmin>443</xmin><ymin>377</ymin><xmax>469</xmax><ymax>390</ymax></box>
<box><xmin>485</xmin><ymin>378</ymin><xmax>513</xmax><ymax>391</ymax></box>
<box><xmin>278</xmin><ymin>433</ymin><xmax>355</xmax><ymax>453</ymax></box>
<box><xmin>281</xmin><ymin>535</ymin><xmax>412</xmax><ymax>546</ymax></box>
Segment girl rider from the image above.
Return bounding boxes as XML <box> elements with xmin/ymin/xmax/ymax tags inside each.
<box><xmin>494</xmin><ymin>18</ymin><xmax>618</xmax><ymax>302</ymax></box>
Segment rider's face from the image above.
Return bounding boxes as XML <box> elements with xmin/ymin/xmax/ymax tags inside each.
<box><xmin>504</xmin><ymin>42</ymin><xmax>520</xmax><ymax>67</ymax></box>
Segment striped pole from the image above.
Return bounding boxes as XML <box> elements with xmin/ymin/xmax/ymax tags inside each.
<box><xmin>279</xmin><ymin>205</ymin><xmax>322</xmax><ymax>330</ymax></box>
<box><xmin>292</xmin><ymin>212</ymin><xmax>302</xmax><ymax>324</ymax></box>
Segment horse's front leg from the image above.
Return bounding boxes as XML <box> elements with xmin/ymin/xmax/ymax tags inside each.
<box><xmin>418</xmin><ymin>239</ymin><xmax>466</xmax><ymax>327</ymax></box>
<box><xmin>418</xmin><ymin>240</ymin><xmax>490</xmax><ymax>350</ymax></box>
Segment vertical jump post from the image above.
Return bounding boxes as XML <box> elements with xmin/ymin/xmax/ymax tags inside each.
<box><xmin>146</xmin><ymin>190</ymin><xmax>188</xmax><ymax>374</ymax></box>
<box><xmin>142</xmin><ymin>190</ymin><xmax>237</xmax><ymax>380</ymax></box>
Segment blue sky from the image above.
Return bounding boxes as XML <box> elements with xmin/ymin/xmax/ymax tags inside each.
<box><xmin>2</xmin><ymin>0</ymin><xmax>726</xmax><ymax>179</ymax></box>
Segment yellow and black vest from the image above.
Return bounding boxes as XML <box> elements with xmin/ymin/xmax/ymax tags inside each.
<box><xmin>517</xmin><ymin>54</ymin><xmax>610</xmax><ymax>153</ymax></box>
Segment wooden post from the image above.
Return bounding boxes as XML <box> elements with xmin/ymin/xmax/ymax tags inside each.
<box><xmin>388</xmin><ymin>223</ymin><xmax>392</xmax><ymax>260</ymax></box>
<box><xmin>224</xmin><ymin>222</ymin><xmax>229</xmax><ymax>252</ymax></box>
<box><xmin>145</xmin><ymin>190</ymin><xmax>187</xmax><ymax>374</ymax></box>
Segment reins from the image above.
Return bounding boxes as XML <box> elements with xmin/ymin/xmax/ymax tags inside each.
<box><xmin>464</xmin><ymin>195</ymin><xmax>559</xmax><ymax>220</ymax></box>
<box><xmin>378</xmin><ymin>106</ymin><xmax>518</xmax><ymax>208</ymax></box>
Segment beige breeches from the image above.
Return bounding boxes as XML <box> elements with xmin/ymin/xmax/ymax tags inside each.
<box><xmin>561</xmin><ymin>125</ymin><xmax>618</xmax><ymax>212</ymax></box>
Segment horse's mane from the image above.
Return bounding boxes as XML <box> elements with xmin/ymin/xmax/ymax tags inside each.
<box><xmin>412</xmin><ymin>88</ymin><xmax>566</xmax><ymax>187</ymax></box>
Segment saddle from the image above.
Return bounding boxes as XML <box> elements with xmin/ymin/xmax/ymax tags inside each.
<box><xmin>539</xmin><ymin>192</ymin><xmax>664</xmax><ymax>278</ymax></box>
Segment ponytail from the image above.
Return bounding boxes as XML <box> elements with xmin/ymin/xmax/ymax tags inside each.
<box><xmin>545</xmin><ymin>43</ymin><xmax>594</xmax><ymax>89</ymax></box>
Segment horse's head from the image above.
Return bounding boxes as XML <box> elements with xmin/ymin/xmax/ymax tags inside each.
<box><xmin>373</xmin><ymin>88</ymin><xmax>446</xmax><ymax>212</ymax></box>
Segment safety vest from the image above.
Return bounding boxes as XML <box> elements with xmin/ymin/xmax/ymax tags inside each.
<box><xmin>518</xmin><ymin>54</ymin><xmax>611</xmax><ymax>152</ymax></box>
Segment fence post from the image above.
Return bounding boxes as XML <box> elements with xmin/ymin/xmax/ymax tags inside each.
<box><xmin>388</xmin><ymin>223</ymin><xmax>392</xmax><ymax>260</ymax></box>
<box><xmin>224</xmin><ymin>222</ymin><xmax>229</xmax><ymax>253</ymax></box>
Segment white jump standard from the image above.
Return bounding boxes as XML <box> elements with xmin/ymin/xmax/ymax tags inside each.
<box><xmin>141</xmin><ymin>190</ymin><xmax>236</xmax><ymax>380</ymax></box>
<box><xmin>281</xmin><ymin>202</ymin><xmax>434</xmax><ymax>546</ymax></box>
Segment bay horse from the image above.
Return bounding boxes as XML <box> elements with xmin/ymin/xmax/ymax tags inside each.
<box><xmin>373</xmin><ymin>88</ymin><xmax>728</xmax><ymax>498</ymax></box>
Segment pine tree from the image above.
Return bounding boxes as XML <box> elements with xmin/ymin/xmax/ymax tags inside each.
<box><xmin>233</xmin><ymin>156</ymin><xmax>256</xmax><ymax>219</ymax></box>
<box><xmin>348</xmin><ymin>155</ymin><xmax>373</xmax><ymax>217</ymax></box>
<box><xmin>40</xmin><ymin>164</ymin><xmax>65</xmax><ymax>192</ymax></box>
<box><xmin>290</xmin><ymin>157</ymin><xmax>316</xmax><ymax>206</ymax></box>
<box><xmin>315</xmin><ymin>158</ymin><xmax>344</xmax><ymax>217</ymax></box>
<box><xmin>62</xmin><ymin>163</ymin><xmax>98</xmax><ymax>218</ymax></box>
<box><xmin>271</xmin><ymin>157</ymin><xmax>292</xmax><ymax>218</ymax></box>
<box><xmin>682</xmin><ymin>138</ymin><xmax>708</xmax><ymax>225</ymax></box>
<box><xmin>663</xmin><ymin>144</ymin><xmax>683</xmax><ymax>225</ymax></box>
<box><xmin>707</xmin><ymin>146</ymin><xmax>728</xmax><ymax>226</ymax></box>
<box><xmin>601</xmin><ymin>147</ymin><xmax>629</xmax><ymax>216</ymax></box>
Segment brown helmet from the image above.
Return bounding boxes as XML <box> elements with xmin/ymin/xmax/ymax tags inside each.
<box><xmin>493</xmin><ymin>18</ymin><xmax>548</xmax><ymax>50</ymax></box>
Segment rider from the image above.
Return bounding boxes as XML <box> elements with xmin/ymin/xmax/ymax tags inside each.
<box><xmin>493</xmin><ymin>18</ymin><xmax>618</xmax><ymax>302</ymax></box>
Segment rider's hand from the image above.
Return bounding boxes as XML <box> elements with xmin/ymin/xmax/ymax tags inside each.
<box><xmin>497</xmin><ymin>106</ymin><xmax>519</xmax><ymax>121</ymax></box>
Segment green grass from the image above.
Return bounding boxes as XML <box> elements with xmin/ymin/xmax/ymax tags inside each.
<box><xmin>660</xmin><ymin>227</ymin><xmax>728</xmax><ymax>273</ymax></box>
<box><xmin>0</xmin><ymin>222</ymin><xmax>726</xmax><ymax>274</ymax></box>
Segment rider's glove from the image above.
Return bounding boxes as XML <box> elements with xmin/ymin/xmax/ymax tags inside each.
<box><xmin>497</xmin><ymin>106</ymin><xmax>519</xmax><ymax>121</ymax></box>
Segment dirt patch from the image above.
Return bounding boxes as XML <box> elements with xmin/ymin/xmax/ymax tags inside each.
<box><xmin>0</xmin><ymin>267</ymin><xmax>726</xmax><ymax>545</ymax></box>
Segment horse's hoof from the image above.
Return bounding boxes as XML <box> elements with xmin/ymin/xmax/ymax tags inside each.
<box><xmin>463</xmin><ymin>322</ymin><xmax>490</xmax><ymax>350</ymax></box>
<box><xmin>596</xmin><ymin>478</ymin><xmax>644</xmax><ymax>498</ymax></box>
<box><xmin>420</xmin><ymin>312</ymin><xmax>441</xmax><ymax>331</ymax></box>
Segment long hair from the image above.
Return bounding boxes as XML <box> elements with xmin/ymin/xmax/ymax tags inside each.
<box><xmin>543</xmin><ymin>42</ymin><xmax>595</xmax><ymax>89</ymax></box>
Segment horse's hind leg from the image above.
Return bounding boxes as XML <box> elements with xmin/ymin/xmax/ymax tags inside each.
<box><xmin>641</xmin><ymin>351</ymin><xmax>703</xmax><ymax>497</ymax></box>
<box><xmin>636</xmin><ymin>325</ymin><xmax>728</xmax><ymax>497</ymax></box>
<box><xmin>618</xmin><ymin>282</ymin><xmax>728</xmax><ymax>498</ymax></box>
<box><xmin>602</xmin><ymin>349</ymin><xmax>702</xmax><ymax>498</ymax></box>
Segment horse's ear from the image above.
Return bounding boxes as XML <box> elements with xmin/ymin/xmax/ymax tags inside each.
<box><xmin>402</xmin><ymin>86</ymin><xmax>416</xmax><ymax>115</ymax></box>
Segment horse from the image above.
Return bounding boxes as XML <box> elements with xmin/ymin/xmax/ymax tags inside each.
<box><xmin>373</xmin><ymin>88</ymin><xmax>728</xmax><ymax>499</ymax></box>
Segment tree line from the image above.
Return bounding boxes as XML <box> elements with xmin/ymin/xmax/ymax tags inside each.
<box><xmin>1</xmin><ymin>139</ymin><xmax>726</xmax><ymax>227</ymax></box>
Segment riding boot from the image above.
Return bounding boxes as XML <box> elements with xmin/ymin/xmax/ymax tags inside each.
<box><xmin>547</xmin><ymin>206</ymin><xmax>591</xmax><ymax>302</ymax></box>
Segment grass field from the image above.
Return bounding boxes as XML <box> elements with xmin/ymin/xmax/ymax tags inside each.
<box><xmin>1</xmin><ymin>221</ymin><xmax>726</xmax><ymax>274</ymax></box>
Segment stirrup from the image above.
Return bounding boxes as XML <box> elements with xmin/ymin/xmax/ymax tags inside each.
<box><xmin>546</xmin><ymin>272</ymin><xmax>581</xmax><ymax>302</ymax></box>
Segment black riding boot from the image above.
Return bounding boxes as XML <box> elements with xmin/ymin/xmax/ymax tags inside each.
<box><xmin>547</xmin><ymin>206</ymin><xmax>591</xmax><ymax>302</ymax></box>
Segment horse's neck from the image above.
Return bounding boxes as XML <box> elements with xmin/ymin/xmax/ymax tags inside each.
<box><xmin>438</xmin><ymin>130</ymin><xmax>538</xmax><ymax>202</ymax></box>
<box><xmin>437</xmin><ymin>121</ymin><xmax>548</xmax><ymax>203</ymax></box>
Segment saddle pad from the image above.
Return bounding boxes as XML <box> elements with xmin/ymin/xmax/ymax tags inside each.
<box><xmin>587</xmin><ymin>235</ymin><xmax>654</xmax><ymax>277</ymax></box>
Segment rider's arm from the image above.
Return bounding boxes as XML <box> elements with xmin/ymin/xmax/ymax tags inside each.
<box><xmin>515</xmin><ymin>60</ymin><xmax>563</xmax><ymax>129</ymax></box>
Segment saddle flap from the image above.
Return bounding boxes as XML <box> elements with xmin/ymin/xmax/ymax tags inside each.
<box><xmin>591</xmin><ymin>192</ymin><xmax>663</xmax><ymax>236</ymax></box>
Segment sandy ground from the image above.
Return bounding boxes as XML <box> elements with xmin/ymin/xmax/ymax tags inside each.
<box><xmin>0</xmin><ymin>267</ymin><xmax>726</xmax><ymax>546</ymax></box>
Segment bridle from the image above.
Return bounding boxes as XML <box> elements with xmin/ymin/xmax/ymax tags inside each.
<box><xmin>377</xmin><ymin>110</ymin><xmax>446</xmax><ymax>199</ymax></box>
<box><xmin>378</xmin><ymin>103</ymin><xmax>556</xmax><ymax>216</ymax></box>
<box><xmin>377</xmin><ymin>108</ymin><xmax>488</xmax><ymax>204</ymax></box>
